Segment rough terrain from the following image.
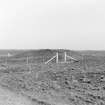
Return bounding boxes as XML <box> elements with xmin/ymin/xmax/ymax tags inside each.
<box><xmin>0</xmin><ymin>49</ymin><xmax>105</xmax><ymax>105</ymax></box>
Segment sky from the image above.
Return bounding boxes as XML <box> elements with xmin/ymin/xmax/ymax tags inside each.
<box><xmin>0</xmin><ymin>0</ymin><xmax>105</xmax><ymax>50</ymax></box>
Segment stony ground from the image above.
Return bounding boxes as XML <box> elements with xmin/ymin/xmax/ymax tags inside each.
<box><xmin>0</xmin><ymin>50</ymin><xmax>105</xmax><ymax>105</ymax></box>
<box><xmin>0</xmin><ymin>63</ymin><xmax>105</xmax><ymax>105</ymax></box>
<box><xmin>0</xmin><ymin>85</ymin><xmax>32</xmax><ymax>105</ymax></box>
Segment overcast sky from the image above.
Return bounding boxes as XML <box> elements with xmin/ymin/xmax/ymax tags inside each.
<box><xmin>0</xmin><ymin>0</ymin><xmax>105</xmax><ymax>50</ymax></box>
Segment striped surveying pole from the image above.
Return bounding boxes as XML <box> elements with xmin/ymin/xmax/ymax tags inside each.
<box><xmin>83</xmin><ymin>55</ymin><xmax>87</xmax><ymax>72</ymax></box>
<box><xmin>56</xmin><ymin>52</ymin><xmax>59</xmax><ymax>63</ymax></box>
<box><xmin>5</xmin><ymin>57</ymin><xmax>7</xmax><ymax>67</ymax></box>
<box><xmin>64</xmin><ymin>52</ymin><xmax>67</xmax><ymax>63</ymax></box>
<box><xmin>26</xmin><ymin>56</ymin><xmax>29</xmax><ymax>70</ymax></box>
<box><xmin>26</xmin><ymin>56</ymin><xmax>29</xmax><ymax>65</ymax></box>
<box><xmin>5</xmin><ymin>53</ymin><xmax>11</xmax><ymax>69</ymax></box>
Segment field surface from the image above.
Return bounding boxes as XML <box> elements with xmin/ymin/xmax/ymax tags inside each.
<box><xmin>0</xmin><ymin>49</ymin><xmax>105</xmax><ymax>105</ymax></box>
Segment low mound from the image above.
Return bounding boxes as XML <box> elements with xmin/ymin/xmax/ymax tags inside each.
<box><xmin>11</xmin><ymin>49</ymin><xmax>56</xmax><ymax>58</ymax></box>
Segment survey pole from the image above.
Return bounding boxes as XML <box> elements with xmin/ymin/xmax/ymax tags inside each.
<box><xmin>56</xmin><ymin>52</ymin><xmax>59</xmax><ymax>63</ymax></box>
<box><xmin>64</xmin><ymin>52</ymin><xmax>67</xmax><ymax>62</ymax></box>
<box><xmin>26</xmin><ymin>56</ymin><xmax>29</xmax><ymax>65</ymax></box>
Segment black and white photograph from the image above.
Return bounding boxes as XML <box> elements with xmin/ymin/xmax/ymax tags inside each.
<box><xmin>0</xmin><ymin>0</ymin><xmax>105</xmax><ymax>105</ymax></box>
